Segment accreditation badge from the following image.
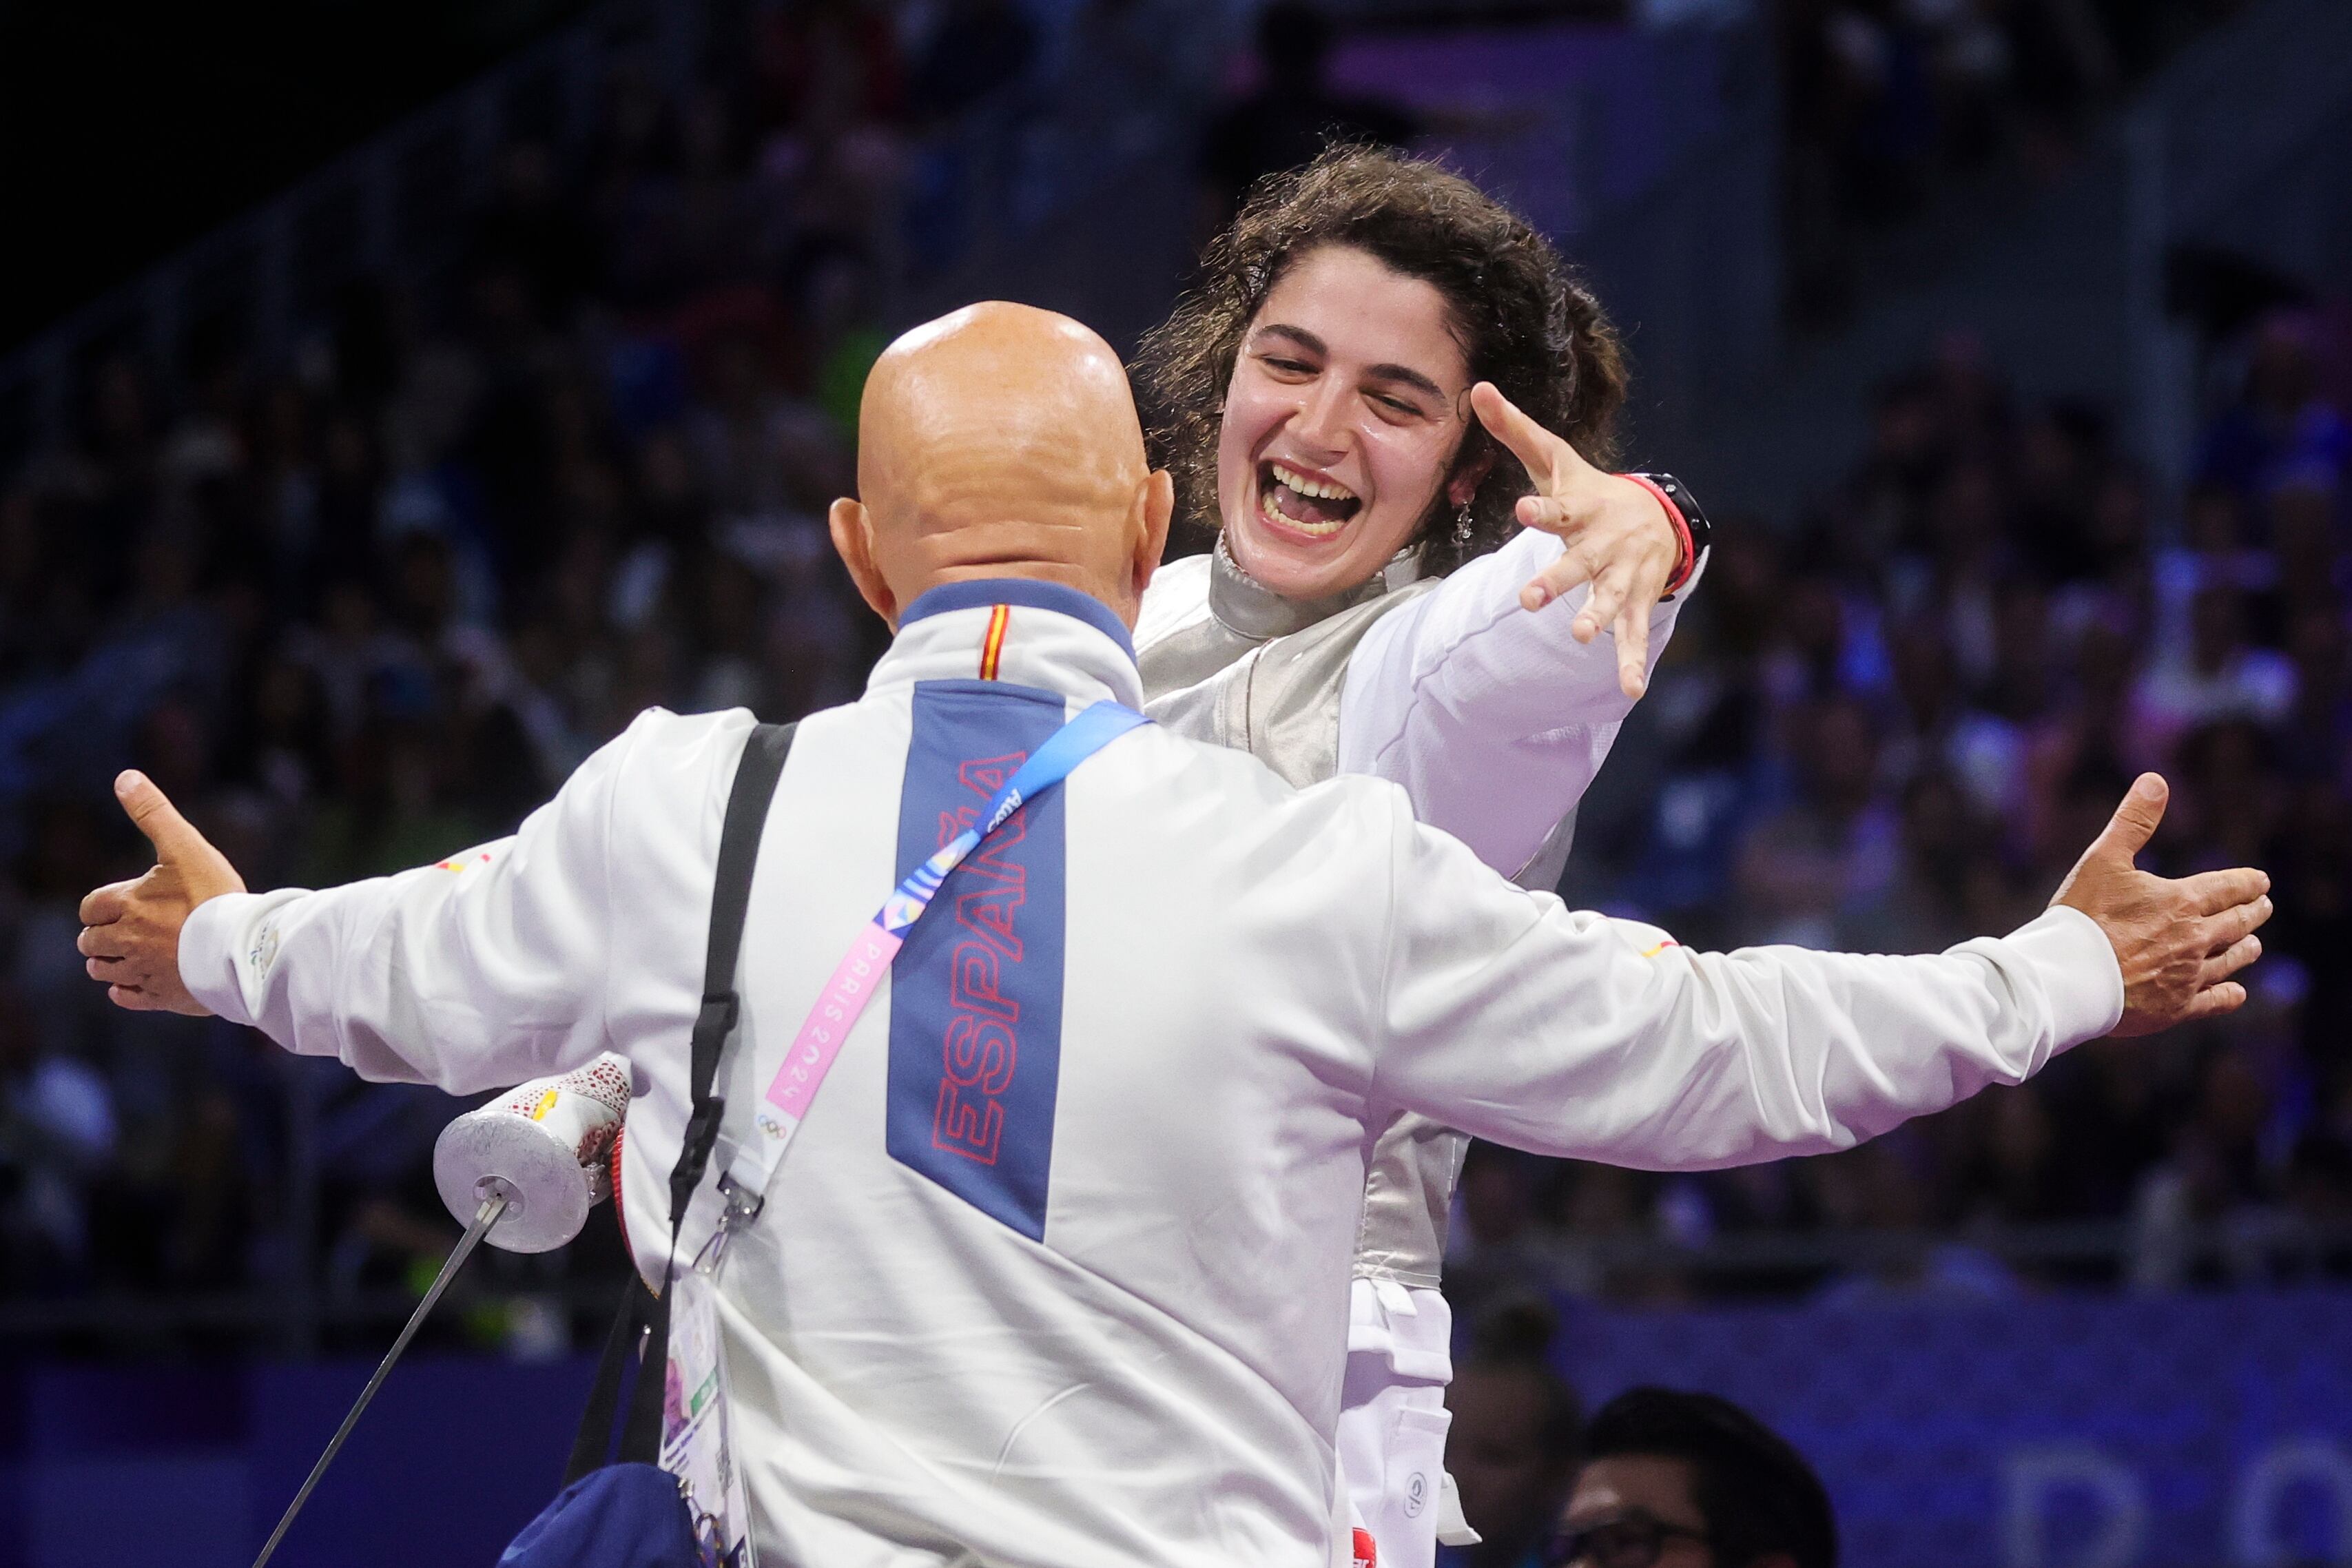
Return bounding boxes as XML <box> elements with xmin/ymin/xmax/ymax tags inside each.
<box><xmin>660</xmin><ymin>1268</ymin><xmax>758</xmax><ymax>1568</ymax></box>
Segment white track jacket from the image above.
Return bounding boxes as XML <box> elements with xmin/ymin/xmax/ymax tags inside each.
<box><xmin>179</xmin><ymin>580</ymin><xmax>2125</xmax><ymax>1568</ymax></box>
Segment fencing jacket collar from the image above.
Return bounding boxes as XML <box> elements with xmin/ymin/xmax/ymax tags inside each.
<box><xmin>876</xmin><ymin>576</ymin><xmax>1146</xmax><ymax>710</ymax></box>
<box><xmin>1206</xmin><ymin>535</ymin><xmax>1423</xmax><ymax>643</ymax></box>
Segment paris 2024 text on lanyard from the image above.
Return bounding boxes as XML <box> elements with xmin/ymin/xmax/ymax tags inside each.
<box><xmin>660</xmin><ymin>699</ymin><xmax>1151</xmax><ymax>1565</ymax></box>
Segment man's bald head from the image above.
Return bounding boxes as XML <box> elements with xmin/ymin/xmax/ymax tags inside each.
<box><xmin>830</xmin><ymin>302</ymin><xmax>1172</xmax><ymax>629</ymax></box>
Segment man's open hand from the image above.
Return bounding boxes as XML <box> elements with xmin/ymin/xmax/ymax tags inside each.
<box><xmin>76</xmin><ymin>770</ymin><xmax>245</xmax><ymax>1015</ymax></box>
<box><xmin>2052</xmin><ymin>774</ymin><xmax>2270</xmax><ymax>1036</ymax></box>
<box><xmin>1469</xmin><ymin>381</ymin><xmax>1686</xmax><ymax>701</ymax></box>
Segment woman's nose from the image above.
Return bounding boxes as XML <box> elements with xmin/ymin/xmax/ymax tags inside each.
<box><xmin>1287</xmin><ymin>379</ymin><xmax>1353</xmax><ymax>457</ymax></box>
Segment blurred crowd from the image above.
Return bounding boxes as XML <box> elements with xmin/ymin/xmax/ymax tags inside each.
<box><xmin>1462</xmin><ymin>309</ymin><xmax>2352</xmax><ymax>1312</ymax></box>
<box><xmin>0</xmin><ymin>0</ymin><xmax>2344</xmax><ymax>1347</ymax></box>
<box><xmin>0</xmin><ymin>0</ymin><xmax>1084</xmax><ymax>1329</ymax></box>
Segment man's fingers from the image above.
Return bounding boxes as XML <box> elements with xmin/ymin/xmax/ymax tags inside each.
<box><xmin>2198</xmin><ymin>895</ymin><xmax>2273</xmax><ymax>953</ymax></box>
<box><xmin>115</xmin><ymin>770</ymin><xmax>207</xmax><ymax>865</ymax></box>
<box><xmin>1470</xmin><ymin>382</ymin><xmax>1569</xmax><ymax>488</ymax></box>
<box><xmin>2179</xmin><ymin>865</ymin><xmax>2271</xmax><ymax>918</ymax></box>
<box><xmin>1519</xmin><ymin>548</ymin><xmax>1597</xmax><ymax>612</ymax></box>
<box><xmin>79</xmin><ymin>882</ymin><xmax>130</xmax><ymax>925</ymax></box>
<box><xmin>106</xmin><ymin>983</ymin><xmax>160</xmax><ymax>1012</ymax></box>
<box><xmin>2200</xmin><ymin>933</ymin><xmax>2262</xmax><ymax>988</ymax></box>
<box><xmin>76</xmin><ymin>924</ymin><xmax>129</xmax><ymax>960</ymax></box>
<box><xmin>2178</xmin><ymin>982</ymin><xmax>2248</xmax><ymax>1024</ymax></box>
<box><xmin>2091</xmin><ymin>774</ymin><xmax>2169</xmax><ymax>863</ymax></box>
<box><xmin>2201</xmin><ymin>940</ymin><xmax>2258</xmax><ymax>987</ymax></box>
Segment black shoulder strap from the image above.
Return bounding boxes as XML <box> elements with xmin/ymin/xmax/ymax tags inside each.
<box><xmin>567</xmin><ymin>719</ymin><xmax>796</xmax><ymax>1482</ymax></box>
<box><xmin>672</xmin><ymin>719</ymin><xmax>798</xmax><ymax>1230</ymax></box>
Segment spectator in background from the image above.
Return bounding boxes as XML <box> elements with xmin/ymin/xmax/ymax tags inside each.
<box><xmin>1839</xmin><ymin>768</ymin><xmax>1977</xmax><ymax>956</ymax></box>
<box><xmin>1442</xmin><ymin>1301</ymin><xmax>1585</xmax><ymax>1568</ymax></box>
<box><xmin>1445</xmin><ymin>1142</ymin><xmax>1569</xmax><ymax>1324</ymax></box>
<box><xmin>2197</xmin><ymin>311</ymin><xmax>2352</xmax><ymax>508</ymax></box>
<box><xmin>2129</xmin><ymin>588</ymin><xmax>2296</xmax><ymax>761</ymax></box>
<box><xmin>1196</xmin><ymin>1</ymin><xmax>1419</xmax><ymax>232</ymax></box>
<box><xmin>0</xmin><ymin>980</ymin><xmax>116</xmax><ymax>1290</ymax></box>
<box><xmin>1806</xmin><ymin>1131</ymin><xmax>2021</xmax><ymax>1306</ymax></box>
<box><xmin>1551</xmin><ymin>1388</ymin><xmax>1836</xmax><ymax>1568</ymax></box>
<box><xmin>1733</xmin><ymin>696</ymin><xmax>1897</xmax><ymax>949</ymax></box>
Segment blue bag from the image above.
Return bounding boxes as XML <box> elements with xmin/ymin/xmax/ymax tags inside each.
<box><xmin>499</xmin><ymin>1464</ymin><xmax>701</xmax><ymax>1568</ymax></box>
<box><xmin>500</xmin><ymin>722</ymin><xmax>796</xmax><ymax>1568</ymax></box>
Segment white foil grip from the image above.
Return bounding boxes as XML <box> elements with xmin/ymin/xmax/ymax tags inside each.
<box><xmin>433</xmin><ymin>1054</ymin><xmax>633</xmax><ymax>1252</ymax></box>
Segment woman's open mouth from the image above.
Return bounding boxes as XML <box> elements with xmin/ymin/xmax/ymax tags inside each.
<box><xmin>1257</xmin><ymin>459</ymin><xmax>1362</xmax><ymax>539</ymax></box>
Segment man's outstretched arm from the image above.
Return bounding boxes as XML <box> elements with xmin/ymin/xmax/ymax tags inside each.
<box><xmin>76</xmin><ymin>708</ymin><xmax>754</xmax><ymax>1093</ymax></box>
<box><xmin>1370</xmin><ymin>773</ymin><xmax>2269</xmax><ymax>1168</ymax></box>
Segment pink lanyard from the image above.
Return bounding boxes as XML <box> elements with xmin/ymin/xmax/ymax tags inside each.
<box><xmin>701</xmin><ymin>699</ymin><xmax>1149</xmax><ymax>1258</ymax></box>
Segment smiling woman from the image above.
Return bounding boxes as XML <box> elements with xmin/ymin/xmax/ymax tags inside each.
<box><xmin>1124</xmin><ymin>145</ymin><xmax>1711</xmax><ymax>1568</ymax></box>
<box><xmin>1221</xmin><ymin>248</ymin><xmax>1472</xmax><ymax>597</ymax></box>
<box><xmin>1138</xmin><ymin>146</ymin><xmax>1631</xmax><ymax>586</ymax></box>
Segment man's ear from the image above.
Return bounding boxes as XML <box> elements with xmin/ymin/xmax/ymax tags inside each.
<box><xmin>1446</xmin><ymin>447</ymin><xmax>1498</xmax><ymax>508</ymax></box>
<box><xmin>829</xmin><ymin>497</ymin><xmax>897</xmax><ymax>628</ymax></box>
<box><xmin>1132</xmin><ymin>468</ymin><xmax>1175</xmax><ymax>604</ymax></box>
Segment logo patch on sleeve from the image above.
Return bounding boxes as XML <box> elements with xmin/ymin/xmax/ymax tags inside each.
<box><xmin>249</xmin><ymin>922</ymin><xmax>281</xmax><ymax>978</ymax></box>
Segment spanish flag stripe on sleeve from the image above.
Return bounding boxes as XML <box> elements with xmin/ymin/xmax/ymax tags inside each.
<box><xmin>980</xmin><ymin>604</ymin><xmax>1010</xmax><ymax>680</ymax></box>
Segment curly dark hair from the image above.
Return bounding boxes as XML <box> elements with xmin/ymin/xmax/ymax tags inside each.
<box><xmin>1133</xmin><ymin>145</ymin><xmax>1629</xmax><ymax>577</ymax></box>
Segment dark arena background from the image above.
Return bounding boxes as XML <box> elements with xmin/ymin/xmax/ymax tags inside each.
<box><xmin>2</xmin><ymin>1</ymin><xmax>2350</xmax><ymax>1565</ymax></box>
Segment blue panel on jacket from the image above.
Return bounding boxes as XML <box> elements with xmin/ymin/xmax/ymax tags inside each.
<box><xmin>887</xmin><ymin>680</ymin><xmax>1069</xmax><ymax>1242</ymax></box>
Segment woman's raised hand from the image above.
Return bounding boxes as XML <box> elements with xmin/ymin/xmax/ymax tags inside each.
<box><xmin>1469</xmin><ymin>381</ymin><xmax>1686</xmax><ymax>701</ymax></box>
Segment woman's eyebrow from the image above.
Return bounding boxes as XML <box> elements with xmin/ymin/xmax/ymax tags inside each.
<box><xmin>1364</xmin><ymin>362</ymin><xmax>1447</xmax><ymax>402</ymax></box>
<box><xmin>1252</xmin><ymin>323</ymin><xmax>1325</xmax><ymax>356</ymax></box>
<box><xmin>1252</xmin><ymin>323</ymin><xmax>1449</xmax><ymax>403</ymax></box>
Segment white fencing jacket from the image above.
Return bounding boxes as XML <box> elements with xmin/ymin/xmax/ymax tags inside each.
<box><xmin>1136</xmin><ymin>526</ymin><xmax>1690</xmax><ymax>887</ymax></box>
<box><xmin>179</xmin><ymin>579</ymin><xmax>2123</xmax><ymax>1568</ymax></box>
<box><xmin>1137</xmin><ymin>526</ymin><xmax>1701</xmax><ymax>1565</ymax></box>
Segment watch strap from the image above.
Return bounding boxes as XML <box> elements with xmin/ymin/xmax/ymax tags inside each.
<box><xmin>1624</xmin><ymin>472</ymin><xmax>1709</xmax><ymax>599</ymax></box>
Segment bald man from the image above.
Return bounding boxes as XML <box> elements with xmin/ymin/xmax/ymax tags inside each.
<box><xmin>80</xmin><ymin>305</ymin><xmax>2265</xmax><ymax>1568</ymax></box>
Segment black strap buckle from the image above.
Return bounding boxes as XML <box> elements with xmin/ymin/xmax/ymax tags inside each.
<box><xmin>679</xmin><ymin>1100</ymin><xmax>725</xmax><ymax>1162</ymax></box>
<box><xmin>694</xmin><ymin>992</ymin><xmax>740</xmax><ymax>1044</ymax></box>
<box><xmin>670</xmin><ymin>1098</ymin><xmax>728</xmax><ymax>1225</ymax></box>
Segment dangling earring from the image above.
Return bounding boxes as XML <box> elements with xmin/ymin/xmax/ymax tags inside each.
<box><xmin>1453</xmin><ymin>502</ymin><xmax>1474</xmax><ymax>547</ymax></box>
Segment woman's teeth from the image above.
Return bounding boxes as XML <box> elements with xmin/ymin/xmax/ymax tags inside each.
<box><xmin>1271</xmin><ymin>463</ymin><xmax>1356</xmax><ymax>502</ymax></box>
<box><xmin>1260</xmin><ymin>461</ymin><xmax>1360</xmax><ymax>538</ymax></box>
<box><xmin>1261</xmin><ymin>488</ymin><xmax>1346</xmax><ymax>536</ymax></box>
